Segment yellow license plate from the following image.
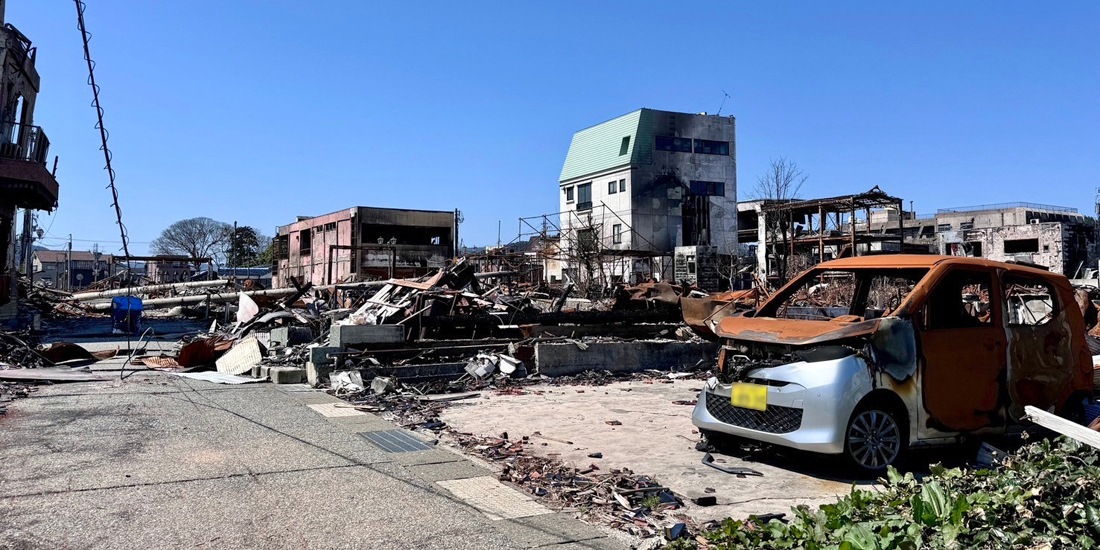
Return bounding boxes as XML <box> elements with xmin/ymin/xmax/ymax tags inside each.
<box><xmin>730</xmin><ymin>383</ymin><xmax>767</xmax><ymax>411</ymax></box>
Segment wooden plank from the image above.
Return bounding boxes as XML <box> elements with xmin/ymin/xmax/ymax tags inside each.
<box><xmin>1023</xmin><ymin>405</ymin><xmax>1100</xmax><ymax>451</ymax></box>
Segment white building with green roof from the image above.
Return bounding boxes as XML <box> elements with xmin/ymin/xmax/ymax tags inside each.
<box><xmin>558</xmin><ymin>108</ymin><xmax>736</xmax><ymax>284</ymax></box>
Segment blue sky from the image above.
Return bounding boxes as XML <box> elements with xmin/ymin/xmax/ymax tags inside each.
<box><xmin>11</xmin><ymin>1</ymin><xmax>1099</xmax><ymax>255</ymax></box>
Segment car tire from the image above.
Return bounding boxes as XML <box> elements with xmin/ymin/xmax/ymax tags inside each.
<box><xmin>844</xmin><ymin>401</ymin><xmax>907</xmax><ymax>474</ymax></box>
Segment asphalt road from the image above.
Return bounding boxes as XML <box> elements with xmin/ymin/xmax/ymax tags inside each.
<box><xmin>0</xmin><ymin>363</ymin><xmax>627</xmax><ymax>550</ymax></box>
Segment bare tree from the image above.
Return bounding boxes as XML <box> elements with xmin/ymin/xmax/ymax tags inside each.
<box><xmin>150</xmin><ymin>217</ymin><xmax>232</xmax><ymax>268</ymax></box>
<box><xmin>752</xmin><ymin>157</ymin><xmax>808</xmax><ymax>287</ymax></box>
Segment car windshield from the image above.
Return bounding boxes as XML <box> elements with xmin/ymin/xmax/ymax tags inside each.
<box><xmin>758</xmin><ymin>268</ymin><xmax>929</xmax><ymax>321</ymax></box>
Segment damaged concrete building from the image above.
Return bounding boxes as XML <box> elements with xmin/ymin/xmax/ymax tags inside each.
<box><xmin>0</xmin><ymin>6</ymin><xmax>58</xmax><ymax>326</ymax></box>
<box><xmin>272</xmin><ymin>207</ymin><xmax>458</xmax><ymax>287</ymax></box>
<box><xmin>934</xmin><ymin>203</ymin><xmax>1092</xmax><ymax>276</ymax></box>
<box><xmin>556</xmin><ymin>109</ymin><xmax>736</xmax><ymax>289</ymax></box>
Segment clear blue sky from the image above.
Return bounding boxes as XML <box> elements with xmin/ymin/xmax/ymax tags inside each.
<box><xmin>11</xmin><ymin>1</ymin><xmax>1100</xmax><ymax>255</ymax></box>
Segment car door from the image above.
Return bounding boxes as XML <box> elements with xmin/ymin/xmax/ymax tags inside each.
<box><xmin>915</xmin><ymin>266</ymin><xmax>1007</xmax><ymax>434</ymax></box>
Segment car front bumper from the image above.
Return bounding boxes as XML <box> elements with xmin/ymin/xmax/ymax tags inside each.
<box><xmin>691</xmin><ymin>355</ymin><xmax>873</xmax><ymax>455</ymax></box>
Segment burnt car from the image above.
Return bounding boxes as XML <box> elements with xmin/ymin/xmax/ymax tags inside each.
<box><xmin>692</xmin><ymin>255</ymin><xmax>1094</xmax><ymax>472</ymax></box>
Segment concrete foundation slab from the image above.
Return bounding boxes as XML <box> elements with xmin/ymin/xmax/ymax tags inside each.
<box><xmin>329</xmin><ymin>324</ymin><xmax>404</xmax><ymax>348</ymax></box>
<box><xmin>535</xmin><ymin>340</ymin><xmax>718</xmax><ymax>377</ymax></box>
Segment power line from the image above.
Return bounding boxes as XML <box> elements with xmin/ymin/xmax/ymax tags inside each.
<box><xmin>75</xmin><ymin>0</ymin><xmax>132</xmax><ymax>273</ymax></box>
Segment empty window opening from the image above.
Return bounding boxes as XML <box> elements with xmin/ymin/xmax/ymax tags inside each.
<box><xmin>299</xmin><ymin>230</ymin><xmax>312</xmax><ymax>255</ymax></box>
<box><xmin>1004</xmin><ymin>275</ymin><xmax>1057</xmax><ymax>326</ymax></box>
<box><xmin>1004</xmin><ymin>238</ymin><xmax>1040</xmax><ymax>254</ymax></box>
<box><xmin>923</xmin><ymin>270</ymin><xmax>993</xmax><ymax>330</ymax></box>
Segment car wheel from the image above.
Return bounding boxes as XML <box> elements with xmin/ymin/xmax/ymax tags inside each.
<box><xmin>845</xmin><ymin>404</ymin><xmax>906</xmax><ymax>473</ymax></box>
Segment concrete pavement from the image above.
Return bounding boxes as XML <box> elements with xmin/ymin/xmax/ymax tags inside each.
<box><xmin>0</xmin><ymin>362</ymin><xmax>627</xmax><ymax>549</ymax></box>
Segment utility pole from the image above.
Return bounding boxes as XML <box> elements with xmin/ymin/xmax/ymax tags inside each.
<box><xmin>66</xmin><ymin>234</ymin><xmax>72</xmax><ymax>292</ymax></box>
<box><xmin>19</xmin><ymin>208</ymin><xmax>33</xmax><ymax>277</ymax></box>
<box><xmin>231</xmin><ymin>221</ymin><xmax>237</xmax><ymax>274</ymax></box>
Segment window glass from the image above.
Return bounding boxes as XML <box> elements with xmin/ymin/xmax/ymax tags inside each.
<box><xmin>612</xmin><ymin>224</ymin><xmax>622</xmax><ymax>244</ymax></box>
<box><xmin>577</xmin><ymin>183</ymin><xmax>592</xmax><ymax>210</ymax></box>
<box><xmin>655</xmin><ymin>135</ymin><xmax>692</xmax><ymax>152</ymax></box>
<box><xmin>619</xmin><ymin>179</ymin><xmax>626</xmax><ymax>192</ymax></box>
<box><xmin>693</xmin><ymin>139</ymin><xmax>729</xmax><ymax>155</ymax></box>
<box><xmin>924</xmin><ymin>270</ymin><xmax>993</xmax><ymax>329</ymax></box>
<box><xmin>689</xmin><ymin>181</ymin><xmax>725</xmax><ymax>196</ymax></box>
<box><xmin>619</xmin><ymin>136</ymin><xmax>631</xmax><ymax>156</ymax></box>
<box><xmin>565</xmin><ymin>186</ymin><xmax>574</xmax><ymax>202</ymax></box>
<box><xmin>1003</xmin><ymin>275</ymin><xmax>1057</xmax><ymax>326</ymax></box>
<box><xmin>608</xmin><ymin>181</ymin><xmax>617</xmax><ymax>194</ymax></box>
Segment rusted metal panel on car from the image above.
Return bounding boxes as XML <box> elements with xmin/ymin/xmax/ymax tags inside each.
<box><xmin>715</xmin><ymin>315</ymin><xmax>880</xmax><ymax>345</ymax></box>
<box><xmin>682</xmin><ymin>289</ymin><xmax>758</xmax><ymax>337</ymax></box>
<box><xmin>866</xmin><ymin>317</ymin><xmax>918</xmax><ymax>381</ymax></box>
<box><xmin>1005</xmin><ymin>277</ymin><xmax>1094</xmax><ymax>418</ymax></box>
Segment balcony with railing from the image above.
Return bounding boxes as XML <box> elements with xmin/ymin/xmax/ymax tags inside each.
<box><xmin>0</xmin><ymin>121</ymin><xmax>57</xmax><ymax>210</ymax></box>
<box><xmin>0</xmin><ymin>122</ymin><xmax>50</xmax><ymax>165</ymax></box>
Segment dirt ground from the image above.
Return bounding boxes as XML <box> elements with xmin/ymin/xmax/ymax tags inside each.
<box><xmin>440</xmin><ymin>378</ymin><xmax>876</xmax><ymax>522</ymax></box>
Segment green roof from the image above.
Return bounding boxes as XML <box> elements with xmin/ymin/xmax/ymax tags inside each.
<box><xmin>559</xmin><ymin>109</ymin><xmax>655</xmax><ymax>182</ymax></box>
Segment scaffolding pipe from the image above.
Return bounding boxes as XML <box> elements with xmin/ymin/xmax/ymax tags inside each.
<box><xmin>72</xmin><ymin>279</ymin><xmax>232</xmax><ymax>301</ymax></box>
<box><xmin>86</xmin><ymin>281</ymin><xmax>390</xmax><ymax>311</ymax></box>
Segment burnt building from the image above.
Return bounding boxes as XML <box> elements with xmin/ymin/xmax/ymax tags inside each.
<box><xmin>0</xmin><ymin>3</ymin><xmax>59</xmax><ymax>325</ymax></box>
<box><xmin>556</xmin><ymin>108</ymin><xmax>736</xmax><ymax>286</ymax></box>
<box><xmin>935</xmin><ymin>203</ymin><xmax>1092</xmax><ymax>276</ymax></box>
<box><xmin>272</xmin><ymin>207</ymin><xmax>457</xmax><ymax>287</ymax></box>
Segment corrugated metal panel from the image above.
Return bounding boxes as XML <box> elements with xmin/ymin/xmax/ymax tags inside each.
<box><xmin>559</xmin><ymin>109</ymin><xmax>644</xmax><ymax>182</ymax></box>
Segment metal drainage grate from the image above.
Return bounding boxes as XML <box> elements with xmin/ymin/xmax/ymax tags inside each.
<box><xmin>705</xmin><ymin>391</ymin><xmax>803</xmax><ymax>434</ymax></box>
<box><xmin>362</xmin><ymin>430</ymin><xmax>433</xmax><ymax>453</ymax></box>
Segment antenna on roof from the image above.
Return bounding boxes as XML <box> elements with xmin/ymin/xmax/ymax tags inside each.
<box><xmin>716</xmin><ymin>90</ymin><xmax>731</xmax><ymax>116</ymax></box>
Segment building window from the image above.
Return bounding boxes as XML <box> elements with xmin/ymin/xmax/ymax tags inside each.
<box><xmin>612</xmin><ymin>224</ymin><xmax>622</xmax><ymax>244</ymax></box>
<box><xmin>565</xmin><ymin>186</ymin><xmax>574</xmax><ymax>203</ymax></box>
<box><xmin>960</xmin><ymin>221</ymin><xmax>974</xmax><ymax>230</ymax></box>
<box><xmin>655</xmin><ymin>135</ymin><xmax>692</xmax><ymax>152</ymax></box>
<box><xmin>577</xmin><ymin>182</ymin><xmax>592</xmax><ymax>211</ymax></box>
<box><xmin>689</xmin><ymin>180</ymin><xmax>725</xmax><ymax>196</ymax></box>
<box><xmin>299</xmin><ymin>230</ymin><xmax>312</xmax><ymax>255</ymax></box>
<box><xmin>619</xmin><ymin>179</ymin><xmax>626</xmax><ymax>192</ymax></box>
<box><xmin>693</xmin><ymin>139</ymin><xmax>729</xmax><ymax>155</ymax></box>
<box><xmin>1004</xmin><ymin>238</ymin><xmax>1039</xmax><ymax>254</ymax></box>
<box><xmin>608</xmin><ymin>181</ymin><xmax>617</xmax><ymax>194</ymax></box>
<box><xmin>937</xmin><ymin>224</ymin><xmax>952</xmax><ymax>232</ymax></box>
<box><xmin>619</xmin><ymin>136</ymin><xmax>630</xmax><ymax>156</ymax></box>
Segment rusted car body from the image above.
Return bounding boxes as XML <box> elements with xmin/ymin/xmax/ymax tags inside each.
<box><xmin>692</xmin><ymin>255</ymin><xmax>1094</xmax><ymax>471</ymax></box>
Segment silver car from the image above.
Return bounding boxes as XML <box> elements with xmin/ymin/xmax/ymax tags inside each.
<box><xmin>692</xmin><ymin>255</ymin><xmax>1094</xmax><ymax>473</ymax></box>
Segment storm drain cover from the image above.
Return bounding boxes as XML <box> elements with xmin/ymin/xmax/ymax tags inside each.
<box><xmin>362</xmin><ymin>430</ymin><xmax>433</xmax><ymax>453</ymax></box>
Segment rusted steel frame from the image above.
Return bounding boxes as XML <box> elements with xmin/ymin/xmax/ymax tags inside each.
<box><xmin>818</xmin><ymin>205</ymin><xmax>824</xmax><ymax>263</ymax></box>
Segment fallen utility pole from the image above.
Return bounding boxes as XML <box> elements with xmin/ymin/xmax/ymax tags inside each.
<box><xmin>72</xmin><ymin>279</ymin><xmax>232</xmax><ymax>302</ymax></box>
<box><xmin>86</xmin><ymin>281</ymin><xmax>389</xmax><ymax>311</ymax></box>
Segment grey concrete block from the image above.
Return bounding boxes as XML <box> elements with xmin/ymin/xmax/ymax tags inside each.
<box><xmin>259</xmin><ymin>365</ymin><xmax>271</xmax><ymax>379</ymax></box>
<box><xmin>535</xmin><ymin>340</ymin><xmax>718</xmax><ymax>377</ymax></box>
<box><xmin>329</xmin><ymin>324</ymin><xmax>404</xmax><ymax>348</ymax></box>
<box><xmin>251</xmin><ymin>365</ymin><xmax>262</xmax><ymax>378</ymax></box>
<box><xmin>306</xmin><ymin>361</ymin><xmax>334</xmax><ymax>387</ymax></box>
<box><xmin>271</xmin><ymin>326</ymin><xmax>313</xmax><ymax>348</ymax></box>
<box><xmin>309</xmin><ymin>346</ymin><xmax>341</xmax><ymax>367</ymax></box>
<box><xmin>269</xmin><ymin>367</ymin><xmax>305</xmax><ymax>384</ymax></box>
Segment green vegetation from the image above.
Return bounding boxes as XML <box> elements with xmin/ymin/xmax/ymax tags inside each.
<box><xmin>668</xmin><ymin>437</ymin><xmax>1100</xmax><ymax>550</ymax></box>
